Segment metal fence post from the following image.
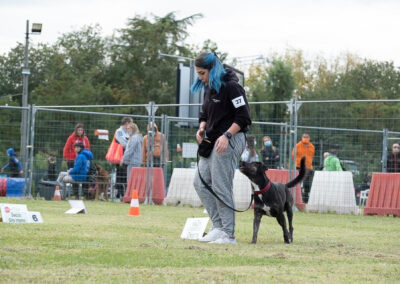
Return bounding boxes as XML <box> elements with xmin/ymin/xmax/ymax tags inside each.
<box><xmin>145</xmin><ymin>101</ymin><xmax>158</xmax><ymax>205</ymax></box>
<box><xmin>287</xmin><ymin>99</ymin><xmax>294</xmax><ymax>180</ymax></box>
<box><xmin>382</xmin><ymin>128</ymin><xmax>388</xmax><ymax>172</ymax></box>
<box><xmin>283</xmin><ymin>123</ymin><xmax>288</xmax><ymax>168</ymax></box>
<box><xmin>23</xmin><ymin>105</ymin><xmax>32</xmax><ymax>197</ymax></box>
<box><xmin>26</xmin><ymin>105</ymin><xmax>36</xmax><ymax>198</ymax></box>
<box><xmin>161</xmin><ymin>114</ymin><xmax>168</xmax><ymax>192</ymax></box>
<box><xmin>290</xmin><ymin>99</ymin><xmax>301</xmax><ymax>210</ymax></box>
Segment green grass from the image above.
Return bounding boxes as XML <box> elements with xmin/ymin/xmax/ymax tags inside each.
<box><xmin>0</xmin><ymin>197</ymin><xmax>399</xmax><ymax>283</ymax></box>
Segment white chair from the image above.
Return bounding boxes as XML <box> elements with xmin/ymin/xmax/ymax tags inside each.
<box><xmin>359</xmin><ymin>189</ymin><xmax>369</xmax><ymax>206</ymax></box>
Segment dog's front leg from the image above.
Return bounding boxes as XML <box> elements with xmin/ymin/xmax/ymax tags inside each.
<box><xmin>95</xmin><ymin>185</ymin><xmax>99</xmax><ymax>201</ymax></box>
<box><xmin>252</xmin><ymin>210</ymin><xmax>262</xmax><ymax>244</ymax></box>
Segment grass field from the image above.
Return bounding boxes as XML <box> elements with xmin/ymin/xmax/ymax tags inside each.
<box><xmin>0</xmin><ymin>197</ymin><xmax>399</xmax><ymax>283</ymax></box>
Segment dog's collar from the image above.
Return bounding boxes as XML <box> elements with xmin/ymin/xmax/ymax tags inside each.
<box><xmin>254</xmin><ymin>181</ymin><xmax>271</xmax><ymax>195</ymax></box>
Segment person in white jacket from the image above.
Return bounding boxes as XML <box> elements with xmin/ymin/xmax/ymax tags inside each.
<box><xmin>241</xmin><ymin>135</ymin><xmax>259</xmax><ymax>163</ymax></box>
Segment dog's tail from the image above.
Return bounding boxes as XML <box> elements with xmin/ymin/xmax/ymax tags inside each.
<box><xmin>286</xmin><ymin>156</ymin><xmax>306</xmax><ymax>188</ymax></box>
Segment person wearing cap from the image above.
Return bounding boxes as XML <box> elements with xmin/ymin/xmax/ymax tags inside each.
<box><xmin>57</xmin><ymin>142</ymin><xmax>93</xmax><ymax>197</ymax></box>
<box><xmin>1</xmin><ymin>148</ymin><xmax>23</xmax><ymax>177</ymax></box>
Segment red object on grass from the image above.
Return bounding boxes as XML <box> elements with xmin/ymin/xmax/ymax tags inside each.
<box><xmin>364</xmin><ymin>173</ymin><xmax>400</xmax><ymax>217</ymax></box>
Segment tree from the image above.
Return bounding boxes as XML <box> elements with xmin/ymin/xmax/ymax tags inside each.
<box><xmin>31</xmin><ymin>25</ymin><xmax>112</xmax><ymax>106</ymax></box>
<box><xmin>106</xmin><ymin>12</ymin><xmax>202</xmax><ymax>108</ymax></box>
<box><xmin>246</xmin><ymin>59</ymin><xmax>294</xmax><ymax>122</ymax></box>
<box><xmin>0</xmin><ymin>44</ymin><xmax>26</xmax><ymax>105</ymax></box>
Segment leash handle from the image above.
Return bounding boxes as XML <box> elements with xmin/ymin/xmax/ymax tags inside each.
<box><xmin>197</xmin><ymin>154</ymin><xmax>253</xmax><ymax>213</ymax></box>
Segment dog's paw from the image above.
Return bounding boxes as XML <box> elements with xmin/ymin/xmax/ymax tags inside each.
<box><xmin>284</xmin><ymin>236</ymin><xmax>292</xmax><ymax>244</ymax></box>
<box><xmin>284</xmin><ymin>238</ymin><xmax>293</xmax><ymax>244</ymax></box>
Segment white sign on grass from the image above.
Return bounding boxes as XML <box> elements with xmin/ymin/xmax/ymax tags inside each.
<box><xmin>180</xmin><ymin>217</ymin><xmax>209</xmax><ymax>240</ymax></box>
<box><xmin>65</xmin><ymin>200</ymin><xmax>87</xmax><ymax>214</ymax></box>
<box><xmin>0</xmin><ymin>203</ymin><xmax>29</xmax><ymax>223</ymax></box>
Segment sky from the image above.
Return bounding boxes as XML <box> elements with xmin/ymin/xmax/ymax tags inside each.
<box><xmin>1</xmin><ymin>0</ymin><xmax>400</xmax><ymax>67</ymax></box>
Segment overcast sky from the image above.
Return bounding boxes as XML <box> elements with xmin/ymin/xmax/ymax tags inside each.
<box><xmin>1</xmin><ymin>0</ymin><xmax>400</xmax><ymax>66</ymax></box>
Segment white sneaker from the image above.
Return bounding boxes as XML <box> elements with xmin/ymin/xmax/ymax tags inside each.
<box><xmin>198</xmin><ymin>228</ymin><xmax>225</xmax><ymax>242</ymax></box>
<box><xmin>209</xmin><ymin>231</ymin><xmax>237</xmax><ymax>244</ymax></box>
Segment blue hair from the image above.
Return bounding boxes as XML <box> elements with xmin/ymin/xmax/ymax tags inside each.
<box><xmin>190</xmin><ymin>52</ymin><xmax>226</xmax><ymax>94</ymax></box>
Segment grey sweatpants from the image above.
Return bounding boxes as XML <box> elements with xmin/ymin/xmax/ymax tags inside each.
<box><xmin>194</xmin><ymin>132</ymin><xmax>246</xmax><ymax>238</ymax></box>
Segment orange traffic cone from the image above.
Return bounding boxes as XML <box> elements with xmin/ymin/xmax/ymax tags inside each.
<box><xmin>54</xmin><ymin>186</ymin><xmax>61</xmax><ymax>201</ymax></box>
<box><xmin>129</xmin><ymin>189</ymin><xmax>140</xmax><ymax>216</ymax></box>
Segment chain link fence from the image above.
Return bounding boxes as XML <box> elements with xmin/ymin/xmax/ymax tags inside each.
<box><xmin>1</xmin><ymin>100</ymin><xmax>399</xmax><ymax>212</ymax></box>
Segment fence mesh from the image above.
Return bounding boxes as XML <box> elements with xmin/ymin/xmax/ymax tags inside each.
<box><xmin>1</xmin><ymin>100</ymin><xmax>399</xmax><ymax>215</ymax></box>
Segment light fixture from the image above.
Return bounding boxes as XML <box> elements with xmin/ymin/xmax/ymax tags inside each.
<box><xmin>31</xmin><ymin>23</ymin><xmax>42</xmax><ymax>34</ymax></box>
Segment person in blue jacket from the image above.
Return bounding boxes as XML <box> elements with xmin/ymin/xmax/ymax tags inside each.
<box><xmin>1</xmin><ymin>148</ymin><xmax>23</xmax><ymax>177</ymax></box>
<box><xmin>57</xmin><ymin>142</ymin><xmax>93</xmax><ymax>196</ymax></box>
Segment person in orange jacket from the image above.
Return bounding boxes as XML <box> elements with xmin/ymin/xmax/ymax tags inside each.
<box><xmin>292</xmin><ymin>133</ymin><xmax>315</xmax><ymax>203</ymax></box>
<box><xmin>142</xmin><ymin>122</ymin><xmax>167</xmax><ymax>167</ymax></box>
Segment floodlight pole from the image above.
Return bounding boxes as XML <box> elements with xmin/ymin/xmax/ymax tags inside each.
<box><xmin>21</xmin><ymin>20</ymin><xmax>41</xmax><ymax>167</ymax></box>
<box><xmin>21</xmin><ymin>20</ymin><xmax>30</xmax><ymax>164</ymax></box>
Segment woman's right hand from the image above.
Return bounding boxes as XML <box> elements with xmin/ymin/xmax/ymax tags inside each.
<box><xmin>196</xmin><ymin>128</ymin><xmax>205</xmax><ymax>144</ymax></box>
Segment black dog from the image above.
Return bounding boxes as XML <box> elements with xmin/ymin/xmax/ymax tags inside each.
<box><xmin>239</xmin><ymin>157</ymin><xmax>306</xmax><ymax>244</ymax></box>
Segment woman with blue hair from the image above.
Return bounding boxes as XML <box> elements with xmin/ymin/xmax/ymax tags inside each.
<box><xmin>1</xmin><ymin>148</ymin><xmax>23</xmax><ymax>177</ymax></box>
<box><xmin>192</xmin><ymin>51</ymin><xmax>252</xmax><ymax>244</ymax></box>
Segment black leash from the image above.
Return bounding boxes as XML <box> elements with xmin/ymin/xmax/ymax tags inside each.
<box><xmin>197</xmin><ymin>153</ymin><xmax>253</xmax><ymax>213</ymax></box>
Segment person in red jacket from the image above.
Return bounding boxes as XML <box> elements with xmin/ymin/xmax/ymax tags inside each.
<box><xmin>63</xmin><ymin>123</ymin><xmax>91</xmax><ymax>169</ymax></box>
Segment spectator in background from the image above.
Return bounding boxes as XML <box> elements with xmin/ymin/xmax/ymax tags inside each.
<box><xmin>319</xmin><ymin>152</ymin><xmax>330</xmax><ymax>170</ymax></box>
<box><xmin>361</xmin><ymin>172</ymin><xmax>372</xmax><ymax>190</ymax></box>
<box><xmin>324</xmin><ymin>149</ymin><xmax>343</xmax><ymax>171</ymax></box>
<box><xmin>261</xmin><ymin>136</ymin><xmax>280</xmax><ymax>169</ymax></box>
<box><xmin>115</xmin><ymin>116</ymin><xmax>134</xmax><ymax>199</ymax></box>
<box><xmin>355</xmin><ymin>172</ymin><xmax>372</xmax><ymax>205</ymax></box>
<box><xmin>63</xmin><ymin>123</ymin><xmax>91</xmax><ymax>169</ymax></box>
<box><xmin>241</xmin><ymin>135</ymin><xmax>259</xmax><ymax>162</ymax></box>
<box><xmin>292</xmin><ymin>133</ymin><xmax>315</xmax><ymax>203</ymax></box>
<box><xmin>1</xmin><ymin>148</ymin><xmax>23</xmax><ymax>177</ymax></box>
<box><xmin>47</xmin><ymin>154</ymin><xmax>57</xmax><ymax>181</ymax></box>
<box><xmin>57</xmin><ymin>142</ymin><xmax>93</xmax><ymax>198</ymax></box>
<box><xmin>142</xmin><ymin>122</ymin><xmax>167</xmax><ymax>167</ymax></box>
<box><xmin>387</xmin><ymin>143</ymin><xmax>400</xmax><ymax>172</ymax></box>
<box><xmin>121</xmin><ymin>123</ymin><xmax>143</xmax><ymax>184</ymax></box>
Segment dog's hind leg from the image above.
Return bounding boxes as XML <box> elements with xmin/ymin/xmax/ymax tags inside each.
<box><xmin>252</xmin><ymin>210</ymin><xmax>262</xmax><ymax>244</ymax></box>
<box><xmin>276</xmin><ymin>213</ymin><xmax>291</xmax><ymax>244</ymax></box>
<box><xmin>104</xmin><ymin>185</ymin><xmax>109</xmax><ymax>201</ymax></box>
<box><xmin>285</xmin><ymin>203</ymin><xmax>294</xmax><ymax>243</ymax></box>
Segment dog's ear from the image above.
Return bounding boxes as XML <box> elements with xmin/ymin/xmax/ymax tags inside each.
<box><xmin>260</xmin><ymin>163</ymin><xmax>269</xmax><ymax>172</ymax></box>
<box><xmin>254</xmin><ymin>162</ymin><xmax>268</xmax><ymax>173</ymax></box>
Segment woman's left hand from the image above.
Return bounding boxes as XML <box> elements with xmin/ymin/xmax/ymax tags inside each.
<box><xmin>215</xmin><ymin>135</ymin><xmax>229</xmax><ymax>153</ymax></box>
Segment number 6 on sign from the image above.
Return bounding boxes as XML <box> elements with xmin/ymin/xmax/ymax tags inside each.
<box><xmin>28</xmin><ymin>211</ymin><xmax>43</xmax><ymax>223</ymax></box>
